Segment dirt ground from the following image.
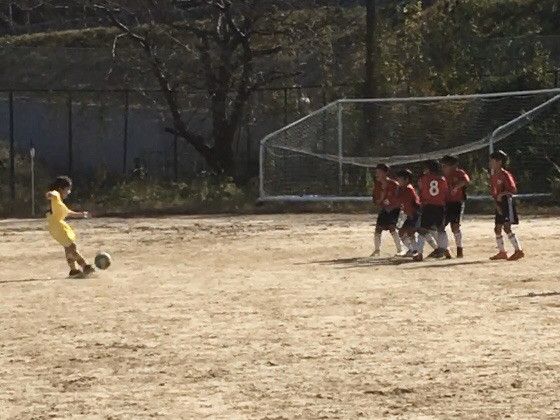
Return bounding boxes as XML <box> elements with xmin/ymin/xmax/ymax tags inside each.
<box><xmin>0</xmin><ymin>214</ymin><xmax>559</xmax><ymax>419</ymax></box>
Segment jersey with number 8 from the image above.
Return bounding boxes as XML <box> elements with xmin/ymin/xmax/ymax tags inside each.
<box><xmin>419</xmin><ymin>173</ymin><xmax>449</xmax><ymax>206</ymax></box>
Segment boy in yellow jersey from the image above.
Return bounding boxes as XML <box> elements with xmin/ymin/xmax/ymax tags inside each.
<box><xmin>46</xmin><ymin>176</ymin><xmax>95</xmax><ymax>278</ymax></box>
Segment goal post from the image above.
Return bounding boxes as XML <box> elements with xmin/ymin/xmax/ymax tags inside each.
<box><xmin>259</xmin><ymin>88</ymin><xmax>560</xmax><ymax>202</ymax></box>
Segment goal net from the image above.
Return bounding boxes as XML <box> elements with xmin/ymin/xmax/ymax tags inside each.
<box><xmin>259</xmin><ymin>89</ymin><xmax>560</xmax><ymax>202</ymax></box>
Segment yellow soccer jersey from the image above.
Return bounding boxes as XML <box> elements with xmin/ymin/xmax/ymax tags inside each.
<box><xmin>46</xmin><ymin>190</ymin><xmax>76</xmax><ymax>247</ymax></box>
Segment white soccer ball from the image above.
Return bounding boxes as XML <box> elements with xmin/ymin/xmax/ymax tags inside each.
<box><xmin>94</xmin><ymin>252</ymin><xmax>112</xmax><ymax>270</ymax></box>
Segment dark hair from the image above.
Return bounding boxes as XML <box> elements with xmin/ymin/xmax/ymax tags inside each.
<box><xmin>375</xmin><ymin>163</ymin><xmax>390</xmax><ymax>173</ymax></box>
<box><xmin>424</xmin><ymin>160</ymin><xmax>441</xmax><ymax>174</ymax></box>
<box><xmin>396</xmin><ymin>169</ymin><xmax>413</xmax><ymax>181</ymax></box>
<box><xmin>50</xmin><ymin>176</ymin><xmax>72</xmax><ymax>191</ymax></box>
<box><xmin>441</xmin><ymin>155</ymin><xmax>458</xmax><ymax>166</ymax></box>
<box><xmin>490</xmin><ymin>150</ymin><xmax>508</xmax><ymax>165</ymax></box>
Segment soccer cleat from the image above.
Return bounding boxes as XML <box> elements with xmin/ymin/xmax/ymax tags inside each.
<box><xmin>445</xmin><ymin>249</ymin><xmax>452</xmax><ymax>259</ymax></box>
<box><xmin>404</xmin><ymin>249</ymin><xmax>417</xmax><ymax>258</ymax></box>
<box><xmin>82</xmin><ymin>265</ymin><xmax>96</xmax><ymax>276</ymax></box>
<box><xmin>490</xmin><ymin>251</ymin><xmax>508</xmax><ymax>261</ymax></box>
<box><xmin>508</xmin><ymin>250</ymin><xmax>525</xmax><ymax>261</ymax></box>
<box><xmin>413</xmin><ymin>253</ymin><xmax>423</xmax><ymax>262</ymax></box>
<box><xmin>68</xmin><ymin>269</ymin><xmax>82</xmax><ymax>278</ymax></box>
<box><xmin>370</xmin><ymin>250</ymin><xmax>381</xmax><ymax>257</ymax></box>
<box><xmin>427</xmin><ymin>249</ymin><xmax>440</xmax><ymax>258</ymax></box>
<box><xmin>457</xmin><ymin>247</ymin><xmax>464</xmax><ymax>258</ymax></box>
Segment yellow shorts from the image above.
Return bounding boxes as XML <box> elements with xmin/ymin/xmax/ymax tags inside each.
<box><xmin>48</xmin><ymin>220</ymin><xmax>76</xmax><ymax>248</ymax></box>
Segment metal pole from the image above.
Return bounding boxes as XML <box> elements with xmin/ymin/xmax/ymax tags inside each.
<box><xmin>337</xmin><ymin>101</ymin><xmax>343</xmax><ymax>193</ymax></box>
<box><xmin>123</xmin><ymin>90</ymin><xmax>129</xmax><ymax>175</ymax></box>
<box><xmin>30</xmin><ymin>147</ymin><xmax>35</xmax><ymax>216</ymax></box>
<box><xmin>283</xmin><ymin>88</ymin><xmax>288</xmax><ymax>126</ymax></box>
<box><xmin>67</xmin><ymin>92</ymin><xmax>73</xmax><ymax>175</ymax></box>
<box><xmin>259</xmin><ymin>139</ymin><xmax>265</xmax><ymax>199</ymax></box>
<box><xmin>173</xmin><ymin>133</ymin><xmax>178</xmax><ymax>183</ymax></box>
<box><xmin>9</xmin><ymin>91</ymin><xmax>15</xmax><ymax>200</ymax></box>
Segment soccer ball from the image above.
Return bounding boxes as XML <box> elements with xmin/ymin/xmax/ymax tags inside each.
<box><xmin>94</xmin><ymin>252</ymin><xmax>112</xmax><ymax>270</ymax></box>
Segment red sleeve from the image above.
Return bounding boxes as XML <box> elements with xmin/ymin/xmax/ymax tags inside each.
<box><xmin>505</xmin><ymin>172</ymin><xmax>517</xmax><ymax>194</ymax></box>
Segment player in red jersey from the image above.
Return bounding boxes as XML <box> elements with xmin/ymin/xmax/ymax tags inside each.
<box><xmin>441</xmin><ymin>155</ymin><xmax>470</xmax><ymax>258</ymax></box>
<box><xmin>371</xmin><ymin>164</ymin><xmax>403</xmax><ymax>256</ymax></box>
<box><xmin>413</xmin><ymin>160</ymin><xmax>449</xmax><ymax>261</ymax></box>
<box><xmin>396</xmin><ymin>169</ymin><xmax>420</xmax><ymax>257</ymax></box>
<box><xmin>489</xmin><ymin>150</ymin><xmax>524</xmax><ymax>261</ymax></box>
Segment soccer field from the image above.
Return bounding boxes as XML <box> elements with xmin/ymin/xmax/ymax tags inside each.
<box><xmin>0</xmin><ymin>214</ymin><xmax>559</xmax><ymax>419</ymax></box>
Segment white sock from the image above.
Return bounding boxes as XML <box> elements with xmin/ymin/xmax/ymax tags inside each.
<box><xmin>410</xmin><ymin>235</ymin><xmax>418</xmax><ymax>251</ymax></box>
<box><xmin>426</xmin><ymin>233</ymin><xmax>438</xmax><ymax>250</ymax></box>
<box><xmin>508</xmin><ymin>233</ymin><xmax>521</xmax><ymax>251</ymax></box>
<box><xmin>374</xmin><ymin>232</ymin><xmax>382</xmax><ymax>252</ymax></box>
<box><xmin>454</xmin><ymin>230</ymin><xmax>463</xmax><ymax>248</ymax></box>
<box><xmin>402</xmin><ymin>235</ymin><xmax>416</xmax><ymax>252</ymax></box>
<box><xmin>417</xmin><ymin>235</ymin><xmax>426</xmax><ymax>254</ymax></box>
<box><xmin>390</xmin><ymin>231</ymin><xmax>402</xmax><ymax>253</ymax></box>
<box><xmin>438</xmin><ymin>230</ymin><xmax>449</xmax><ymax>250</ymax></box>
<box><xmin>496</xmin><ymin>235</ymin><xmax>506</xmax><ymax>252</ymax></box>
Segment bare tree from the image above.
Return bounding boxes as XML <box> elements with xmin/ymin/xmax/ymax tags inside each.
<box><xmin>87</xmin><ymin>0</ymin><xmax>312</xmax><ymax>177</ymax></box>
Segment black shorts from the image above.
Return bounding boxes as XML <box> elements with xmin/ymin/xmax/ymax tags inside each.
<box><xmin>495</xmin><ymin>197</ymin><xmax>519</xmax><ymax>225</ymax></box>
<box><xmin>377</xmin><ymin>208</ymin><xmax>401</xmax><ymax>229</ymax></box>
<box><xmin>419</xmin><ymin>205</ymin><xmax>446</xmax><ymax>230</ymax></box>
<box><xmin>401</xmin><ymin>213</ymin><xmax>419</xmax><ymax>230</ymax></box>
<box><xmin>445</xmin><ymin>201</ymin><xmax>465</xmax><ymax>226</ymax></box>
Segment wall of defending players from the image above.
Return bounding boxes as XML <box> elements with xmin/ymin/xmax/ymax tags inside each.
<box><xmin>371</xmin><ymin>151</ymin><xmax>524</xmax><ymax>262</ymax></box>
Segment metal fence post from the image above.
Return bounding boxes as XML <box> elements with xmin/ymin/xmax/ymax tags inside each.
<box><xmin>123</xmin><ymin>90</ymin><xmax>129</xmax><ymax>175</ymax></box>
<box><xmin>67</xmin><ymin>92</ymin><xmax>73</xmax><ymax>175</ymax></box>
<box><xmin>283</xmin><ymin>87</ymin><xmax>288</xmax><ymax>126</ymax></box>
<box><xmin>9</xmin><ymin>91</ymin><xmax>15</xmax><ymax>200</ymax></box>
<box><xmin>337</xmin><ymin>101</ymin><xmax>343</xmax><ymax>194</ymax></box>
<box><xmin>30</xmin><ymin>146</ymin><xmax>35</xmax><ymax>216</ymax></box>
<box><xmin>173</xmin><ymin>133</ymin><xmax>178</xmax><ymax>183</ymax></box>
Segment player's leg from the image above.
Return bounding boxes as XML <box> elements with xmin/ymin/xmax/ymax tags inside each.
<box><xmin>490</xmin><ymin>223</ymin><xmax>508</xmax><ymax>260</ymax></box>
<box><xmin>372</xmin><ymin>225</ymin><xmax>383</xmax><ymax>256</ymax></box>
<box><xmin>387</xmin><ymin>209</ymin><xmax>403</xmax><ymax>255</ymax></box>
<box><xmin>413</xmin><ymin>227</ymin><xmax>434</xmax><ymax>261</ymax></box>
<box><xmin>388</xmin><ymin>226</ymin><xmax>403</xmax><ymax>255</ymax></box>
<box><xmin>372</xmin><ymin>209</ymin><xmax>388</xmax><ymax>256</ymax></box>
<box><xmin>64</xmin><ymin>246</ymin><xmax>82</xmax><ymax>278</ymax></box>
<box><xmin>400</xmin><ymin>226</ymin><xmax>417</xmax><ymax>257</ymax></box>
<box><xmin>438</xmin><ymin>227</ymin><xmax>451</xmax><ymax>259</ymax></box>
<box><xmin>503</xmin><ymin>198</ymin><xmax>524</xmax><ymax>261</ymax></box>
<box><xmin>451</xmin><ymin>222</ymin><xmax>463</xmax><ymax>257</ymax></box>
<box><xmin>504</xmin><ymin>223</ymin><xmax>524</xmax><ymax>261</ymax></box>
<box><xmin>449</xmin><ymin>202</ymin><xmax>465</xmax><ymax>257</ymax></box>
<box><xmin>414</xmin><ymin>207</ymin><xmax>437</xmax><ymax>261</ymax></box>
<box><xmin>425</xmin><ymin>231</ymin><xmax>438</xmax><ymax>250</ymax></box>
<box><xmin>67</xmin><ymin>243</ymin><xmax>95</xmax><ymax>275</ymax></box>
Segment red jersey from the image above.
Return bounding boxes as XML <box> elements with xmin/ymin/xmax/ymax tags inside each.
<box><xmin>398</xmin><ymin>184</ymin><xmax>420</xmax><ymax>216</ymax></box>
<box><xmin>419</xmin><ymin>173</ymin><xmax>449</xmax><ymax>206</ymax></box>
<box><xmin>490</xmin><ymin>168</ymin><xmax>517</xmax><ymax>200</ymax></box>
<box><xmin>373</xmin><ymin>178</ymin><xmax>400</xmax><ymax>210</ymax></box>
<box><xmin>445</xmin><ymin>168</ymin><xmax>470</xmax><ymax>202</ymax></box>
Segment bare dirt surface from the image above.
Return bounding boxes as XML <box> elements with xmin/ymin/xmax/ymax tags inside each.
<box><xmin>0</xmin><ymin>214</ymin><xmax>559</xmax><ymax>419</ymax></box>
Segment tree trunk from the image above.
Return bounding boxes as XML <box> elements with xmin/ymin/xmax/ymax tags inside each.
<box><xmin>364</xmin><ymin>0</ymin><xmax>377</xmax><ymax>101</ymax></box>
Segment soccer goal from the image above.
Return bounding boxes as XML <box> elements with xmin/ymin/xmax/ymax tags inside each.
<box><xmin>259</xmin><ymin>89</ymin><xmax>560</xmax><ymax>202</ymax></box>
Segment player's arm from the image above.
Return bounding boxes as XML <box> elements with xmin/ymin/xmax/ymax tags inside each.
<box><xmin>67</xmin><ymin>209</ymin><xmax>90</xmax><ymax>218</ymax></box>
<box><xmin>497</xmin><ymin>173</ymin><xmax>517</xmax><ymax>201</ymax></box>
<box><xmin>451</xmin><ymin>173</ymin><xmax>470</xmax><ymax>195</ymax></box>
